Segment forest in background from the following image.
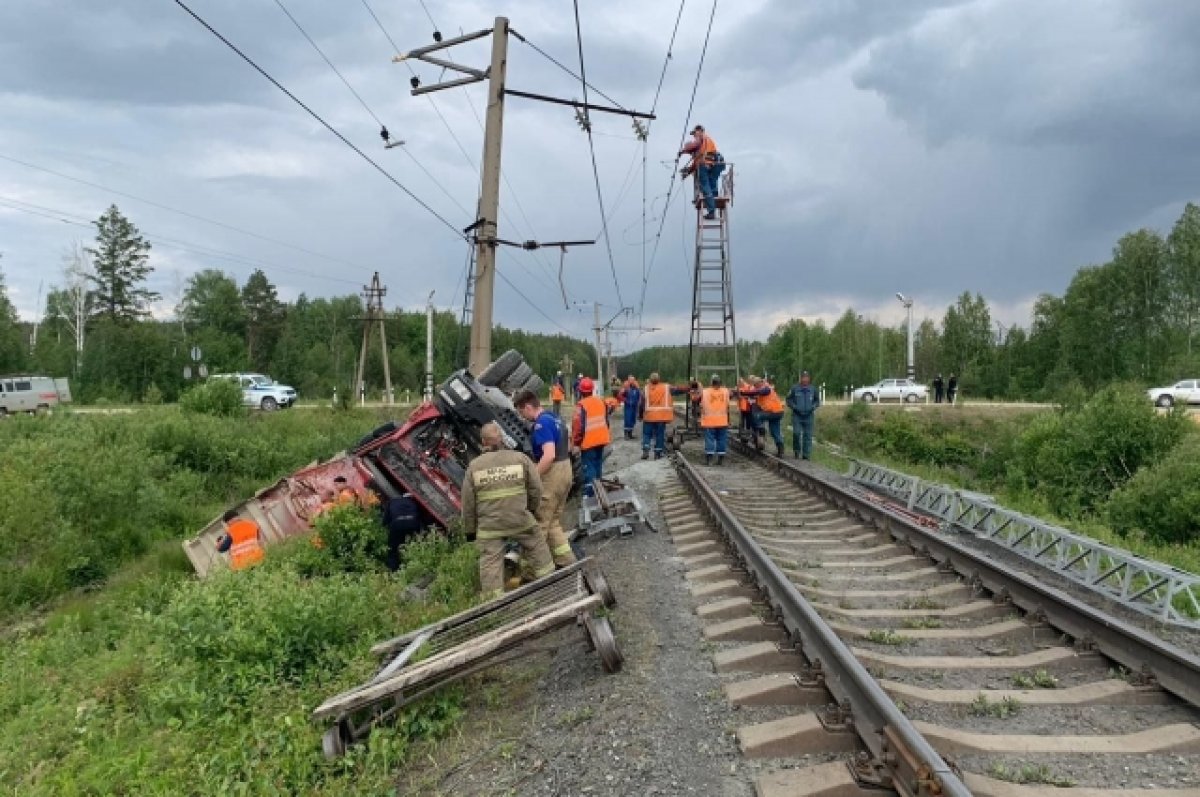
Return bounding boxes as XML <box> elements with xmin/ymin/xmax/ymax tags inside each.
<box><xmin>1</xmin><ymin>202</ymin><xmax>1198</xmax><ymax>402</ymax></box>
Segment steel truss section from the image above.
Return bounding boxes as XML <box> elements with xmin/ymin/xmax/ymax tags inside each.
<box><xmin>847</xmin><ymin>459</ymin><xmax>1200</xmax><ymax>628</ymax></box>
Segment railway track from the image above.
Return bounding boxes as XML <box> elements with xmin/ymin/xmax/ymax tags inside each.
<box><xmin>659</xmin><ymin>439</ymin><xmax>1200</xmax><ymax>797</ymax></box>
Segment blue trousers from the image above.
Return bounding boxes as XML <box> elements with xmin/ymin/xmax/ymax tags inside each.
<box><xmin>581</xmin><ymin>447</ymin><xmax>604</xmax><ymax>495</ymax></box>
<box><xmin>792</xmin><ymin>413</ymin><xmax>814</xmax><ymax>459</ymax></box>
<box><xmin>623</xmin><ymin>404</ymin><xmax>638</xmax><ymax>434</ymax></box>
<box><xmin>642</xmin><ymin>421</ymin><xmax>666</xmax><ymax>454</ymax></box>
<box><xmin>759</xmin><ymin>412</ymin><xmax>783</xmax><ymax>449</ymax></box>
<box><xmin>703</xmin><ymin>426</ymin><xmax>728</xmax><ymax>456</ymax></box>
<box><xmin>697</xmin><ymin>162</ymin><xmax>725</xmax><ymax>214</ymax></box>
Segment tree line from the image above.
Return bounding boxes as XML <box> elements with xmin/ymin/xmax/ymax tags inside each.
<box><xmin>1</xmin><ymin>202</ymin><xmax>1198</xmax><ymax>402</ymax></box>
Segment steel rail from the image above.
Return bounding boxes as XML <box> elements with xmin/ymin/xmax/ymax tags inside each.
<box><xmin>673</xmin><ymin>452</ymin><xmax>971</xmax><ymax>797</ymax></box>
<box><xmin>735</xmin><ymin>442</ymin><xmax>1200</xmax><ymax>709</ymax></box>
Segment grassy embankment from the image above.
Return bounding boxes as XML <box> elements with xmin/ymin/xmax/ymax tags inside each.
<box><xmin>0</xmin><ymin>407</ymin><xmax>482</xmax><ymax>795</ymax></box>
<box><xmin>799</xmin><ymin>389</ymin><xmax>1200</xmax><ymax>575</ymax></box>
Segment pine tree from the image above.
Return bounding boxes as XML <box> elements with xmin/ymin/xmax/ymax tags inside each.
<box><xmin>241</xmin><ymin>269</ymin><xmax>284</xmax><ymax>369</ymax></box>
<box><xmin>86</xmin><ymin>204</ymin><xmax>158</xmax><ymax>321</ymax></box>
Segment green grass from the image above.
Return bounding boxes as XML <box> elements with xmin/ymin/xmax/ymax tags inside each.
<box><xmin>0</xmin><ymin>406</ymin><xmax>393</xmax><ymax>620</ymax></box>
<box><xmin>987</xmin><ymin>762</ymin><xmax>1076</xmax><ymax>786</ymax></box>
<box><xmin>969</xmin><ymin>694</ymin><xmax>1021</xmax><ymax>718</ymax></box>
<box><xmin>866</xmin><ymin>629</ymin><xmax>911</xmax><ymax>646</ymax></box>
<box><xmin>1011</xmin><ymin>669</ymin><xmax>1059</xmax><ymax>689</ymax></box>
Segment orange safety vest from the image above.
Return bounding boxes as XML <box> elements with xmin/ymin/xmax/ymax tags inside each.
<box><xmin>737</xmin><ymin>381</ymin><xmax>751</xmax><ymax>413</ymax></box>
<box><xmin>227</xmin><ymin>518</ymin><xmax>264</xmax><ymax>570</ymax></box>
<box><xmin>578</xmin><ymin>395</ymin><xmax>612</xmax><ymax>450</ymax></box>
<box><xmin>691</xmin><ymin>134</ymin><xmax>720</xmax><ymax>168</ymax></box>
<box><xmin>643</xmin><ymin>382</ymin><xmax>674</xmax><ymax>423</ymax></box>
<box><xmin>757</xmin><ymin>383</ymin><xmax>784</xmax><ymax>414</ymax></box>
<box><xmin>550</xmin><ymin>383</ymin><xmax>565</xmax><ymax>402</ymax></box>
<box><xmin>700</xmin><ymin>387</ymin><xmax>730</xmax><ymax>428</ymax></box>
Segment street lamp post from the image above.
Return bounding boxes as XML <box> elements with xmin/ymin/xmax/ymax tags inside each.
<box><xmin>895</xmin><ymin>293</ymin><xmax>915</xmax><ymax>380</ymax></box>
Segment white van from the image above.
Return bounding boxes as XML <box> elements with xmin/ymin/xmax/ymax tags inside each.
<box><xmin>0</xmin><ymin>375</ymin><xmax>72</xmax><ymax>415</ymax></box>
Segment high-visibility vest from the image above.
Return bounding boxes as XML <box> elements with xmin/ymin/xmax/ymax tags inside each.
<box><xmin>688</xmin><ymin>385</ymin><xmax>702</xmax><ymax>403</ymax></box>
<box><xmin>643</xmin><ymin>382</ymin><xmax>673</xmax><ymax>423</ymax></box>
<box><xmin>227</xmin><ymin>518</ymin><xmax>264</xmax><ymax>570</ymax></box>
<box><xmin>692</xmin><ymin>134</ymin><xmax>719</xmax><ymax>167</ymax></box>
<box><xmin>550</xmin><ymin>383</ymin><xmax>565</xmax><ymax>402</ymax></box>
<box><xmin>737</xmin><ymin>381</ymin><xmax>751</xmax><ymax>413</ymax></box>
<box><xmin>757</xmin><ymin>384</ymin><xmax>784</xmax><ymax>414</ymax></box>
<box><xmin>700</xmin><ymin>387</ymin><xmax>730</xmax><ymax>428</ymax></box>
<box><xmin>578</xmin><ymin>396</ymin><xmax>611</xmax><ymax>450</ymax></box>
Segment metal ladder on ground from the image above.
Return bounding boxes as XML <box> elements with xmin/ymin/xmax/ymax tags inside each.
<box><xmin>684</xmin><ymin>166</ymin><xmax>739</xmax><ymax>430</ymax></box>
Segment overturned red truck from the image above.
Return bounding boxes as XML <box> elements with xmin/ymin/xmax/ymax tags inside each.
<box><xmin>184</xmin><ymin>351</ymin><xmax>559</xmax><ymax>576</ymax></box>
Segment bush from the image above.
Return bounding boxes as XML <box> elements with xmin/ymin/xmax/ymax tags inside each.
<box><xmin>141</xmin><ymin>382</ymin><xmax>164</xmax><ymax>405</ymax></box>
<box><xmin>1008</xmin><ymin>386</ymin><xmax>1190</xmax><ymax>517</ymax></box>
<box><xmin>1106</xmin><ymin>434</ymin><xmax>1200</xmax><ymax>545</ymax></box>
<box><xmin>308</xmin><ymin>503</ymin><xmax>389</xmax><ymax>574</ymax></box>
<box><xmin>179</xmin><ymin>378</ymin><xmax>244</xmax><ymax>417</ymax></box>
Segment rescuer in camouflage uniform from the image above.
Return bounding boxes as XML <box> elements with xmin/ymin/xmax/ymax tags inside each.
<box><xmin>461</xmin><ymin>422</ymin><xmax>554</xmax><ymax>598</ymax></box>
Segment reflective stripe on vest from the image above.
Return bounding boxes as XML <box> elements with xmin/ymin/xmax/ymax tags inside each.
<box><xmin>644</xmin><ymin>383</ymin><xmax>673</xmax><ymax>422</ymax></box>
<box><xmin>578</xmin><ymin>396</ymin><xmax>611</xmax><ymax>449</ymax></box>
<box><xmin>227</xmin><ymin>518</ymin><xmax>264</xmax><ymax>570</ymax></box>
<box><xmin>757</xmin><ymin>385</ymin><xmax>784</xmax><ymax>414</ymax></box>
<box><xmin>701</xmin><ymin>387</ymin><xmax>730</xmax><ymax>428</ymax></box>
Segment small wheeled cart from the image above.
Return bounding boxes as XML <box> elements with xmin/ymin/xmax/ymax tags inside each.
<box><xmin>312</xmin><ymin>557</ymin><xmax>621</xmax><ymax>758</ymax></box>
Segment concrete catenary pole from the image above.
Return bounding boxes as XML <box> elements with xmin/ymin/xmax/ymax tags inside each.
<box><xmin>468</xmin><ymin>18</ymin><xmax>509</xmax><ymax>375</ymax></box>
<box><xmin>425</xmin><ymin>290</ymin><xmax>435</xmax><ymax>402</ymax></box>
<box><xmin>593</xmin><ymin>302</ymin><xmax>604</xmax><ymax>389</ymax></box>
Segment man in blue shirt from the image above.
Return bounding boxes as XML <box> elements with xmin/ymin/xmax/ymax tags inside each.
<box><xmin>785</xmin><ymin>370</ymin><xmax>821</xmax><ymax>460</ymax></box>
<box><xmin>620</xmin><ymin>376</ymin><xmax>641</xmax><ymax>440</ymax></box>
<box><xmin>514</xmin><ymin>389</ymin><xmax>577</xmax><ymax>567</ymax></box>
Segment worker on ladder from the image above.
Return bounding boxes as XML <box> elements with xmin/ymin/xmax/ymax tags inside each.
<box><xmin>679</xmin><ymin>124</ymin><xmax>725</xmax><ymax>220</ymax></box>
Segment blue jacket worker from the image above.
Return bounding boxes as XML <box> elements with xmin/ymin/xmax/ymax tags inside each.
<box><xmin>620</xmin><ymin>377</ymin><xmax>642</xmax><ymax>440</ymax></box>
<box><xmin>383</xmin><ymin>493</ymin><xmax>424</xmax><ymax>571</ymax></box>
<box><xmin>786</xmin><ymin>371</ymin><xmax>821</xmax><ymax>460</ymax></box>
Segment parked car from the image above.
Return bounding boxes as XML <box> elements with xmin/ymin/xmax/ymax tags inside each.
<box><xmin>210</xmin><ymin>373</ymin><xmax>297</xmax><ymax>410</ymax></box>
<box><xmin>852</xmin><ymin>378</ymin><xmax>928</xmax><ymax>404</ymax></box>
<box><xmin>1147</xmin><ymin>379</ymin><xmax>1200</xmax><ymax>408</ymax></box>
<box><xmin>0</xmin><ymin>374</ymin><xmax>72</xmax><ymax>415</ymax></box>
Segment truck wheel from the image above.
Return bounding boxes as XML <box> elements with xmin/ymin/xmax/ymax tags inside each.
<box><xmin>501</xmin><ymin>363</ymin><xmax>533</xmax><ymax>393</ymax></box>
<box><xmin>521</xmin><ymin>375</ymin><xmax>545</xmax><ymax>396</ymax></box>
<box><xmin>261</xmin><ymin>396</ymin><xmax>279</xmax><ymax>411</ymax></box>
<box><xmin>1157</xmin><ymin>395</ymin><xmax>1174</xmax><ymax>408</ymax></box>
<box><xmin>477</xmin><ymin>349</ymin><xmax>523</xmax><ymax>386</ymax></box>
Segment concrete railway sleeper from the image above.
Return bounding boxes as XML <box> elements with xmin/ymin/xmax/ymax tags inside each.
<box><xmin>659</xmin><ymin>444</ymin><xmax>1200</xmax><ymax>797</ymax></box>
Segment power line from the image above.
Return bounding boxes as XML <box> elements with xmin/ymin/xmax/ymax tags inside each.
<box><xmin>514</xmin><ymin>33</ymin><xmax>628</xmax><ymax>113</ymax></box>
<box><xmin>650</xmin><ymin>0</ymin><xmax>688</xmax><ymax>116</ymax></box>
<box><xmin>0</xmin><ymin>195</ymin><xmax>362</xmax><ymax>286</ymax></box>
<box><xmin>572</xmin><ymin>0</ymin><xmax>624</xmax><ymax>309</ymax></box>
<box><xmin>640</xmin><ymin>0</ymin><xmax>719</xmax><ymax>317</ymax></box>
<box><xmin>272</xmin><ymin>0</ymin><xmax>385</xmax><ymax>129</ymax></box>
<box><xmin>495</xmin><ymin>266</ymin><xmax>577</xmax><ymax>336</ymax></box>
<box><xmin>0</xmin><ymin>153</ymin><xmax>373</xmax><ymax>273</ymax></box>
<box><xmin>173</xmin><ymin>0</ymin><xmax>465</xmax><ymax>241</ymax></box>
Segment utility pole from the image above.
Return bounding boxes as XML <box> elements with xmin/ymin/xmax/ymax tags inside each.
<box><xmin>593</xmin><ymin>302</ymin><xmax>604</xmax><ymax>388</ymax></box>
<box><xmin>425</xmin><ymin>290</ymin><xmax>436</xmax><ymax>402</ymax></box>
<box><xmin>354</xmin><ymin>272</ymin><xmax>393</xmax><ymax>405</ymax></box>
<box><xmin>397</xmin><ymin>24</ymin><xmax>653</xmax><ymax>375</ymax></box>
<box><xmin>896</xmin><ymin>293</ymin><xmax>915</xmax><ymax>380</ymax></box>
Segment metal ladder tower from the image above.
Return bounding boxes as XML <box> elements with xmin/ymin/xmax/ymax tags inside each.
<box><xmin>685</xmin><ymin>167</ymin><xmax>739</xmax><ymax>429</ymax></box>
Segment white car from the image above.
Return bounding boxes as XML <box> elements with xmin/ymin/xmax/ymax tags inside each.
<box><xmin>211</xmin><ymin>373</ymin><xmax>297</xmax><ymax>411</ymax></box>
<box><xmin>1147</xmin><ymin>379</ymin><xmax>1200</xmax><ymax>408</ymax></box>
<box><xmin>852</xmin><ymin>378</ymin><xmax>929</xmax><ymax>404</ymax></box>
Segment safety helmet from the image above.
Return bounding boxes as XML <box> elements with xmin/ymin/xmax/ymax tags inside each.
<box><xmin>579</xmin><ymin>377</ymin><xmax>595</xmax><ymax>394</ymax></box>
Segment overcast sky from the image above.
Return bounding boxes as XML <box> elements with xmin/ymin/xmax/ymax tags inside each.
<box><xmin>3</xmin><ymin>0</ymin><xmax>1199</xmax><ymax>350</ymax></box>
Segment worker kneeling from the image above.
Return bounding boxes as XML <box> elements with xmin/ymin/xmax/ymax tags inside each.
<box><xmin>462</xmin><ymin>421</ymin><xmax>555</xmax><ymax>599</ymax></box>
<box><xmin>514</xmin><ymin>389</ymin><xmax>578</xmax><ymax>568</ymax></box>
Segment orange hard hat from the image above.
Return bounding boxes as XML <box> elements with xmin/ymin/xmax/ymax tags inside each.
<box><xmin>579</xmin><ymin>377</ymin><xmax>595</xmax><ymax>394</ymax></box>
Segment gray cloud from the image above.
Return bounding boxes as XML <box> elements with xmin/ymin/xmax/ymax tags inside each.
<box><xmin>2</xmin><ymin>0</ymin><xmax>1199</xmax><ymax>351</ymax></box>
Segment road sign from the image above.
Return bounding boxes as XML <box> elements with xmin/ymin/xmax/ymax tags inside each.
<box><xmin>198</xmin><ymin>364</ymin><xmax>208</xmax><ymax>378</ymax></box>
<box><xmin>183</xmin><ymin>366</ymin><xmax>193</xmax><ymax>379</ymax></box>
<box><xmin>190</xmin><ymin>346</ymin><xmax>203</xmax><ymax>362</ymax></box>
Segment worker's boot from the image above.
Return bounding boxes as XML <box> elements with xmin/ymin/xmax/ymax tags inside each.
<box><xmin>654</xmin><ymin>451</ymin><xmax>663</xmax><ymax>460</ymax></box>
<box><xmin>776</xmin><ymin>444</ymin><xmax>784</xmax><ymax>457</ymax></box>
<box><xmin>717</xmin><ymin>454</ymin><xmax>725</xmax><ymax>466</ymax></box>
<box><xmin>704</xmin><ymin>211</ymin><xmax>716</xmax><ymax>220</ymax></box>
<box><xmin>705</xmin><ymin>454</ymin><xmax>713</xmax><ymax>466</ymax></box>
<box><xmin>641</xmin><ymin>449</ymin><xmax>649</xmax><ymax>460</ymax></box>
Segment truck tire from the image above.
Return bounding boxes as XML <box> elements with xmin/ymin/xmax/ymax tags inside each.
<box><xmin>521</xmin><ymin>375</ymin><xmax>545</xmax><ymax>397</ymax></box>
<box><xmin>501</xmin><ymin>363</ymin><xmax>533</xmax><ymax>393</ymax></box>
<box><xmin>477</xmin><ymin>349</ymin><xmax>523</xmax><ymax>386</ymax></box>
